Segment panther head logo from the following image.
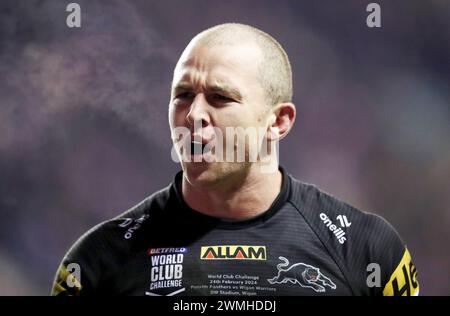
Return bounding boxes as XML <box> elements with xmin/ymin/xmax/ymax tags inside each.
<box><xmin>267</xmin><ymin>256</ymin><xmax>337</xmax><ymax>293</ymax></box>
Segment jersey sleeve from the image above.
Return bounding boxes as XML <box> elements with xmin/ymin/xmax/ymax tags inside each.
<box><xmin>50</xmin><ymin>224</ymin><xmax>110</xmax><ymax>296</ymax></box>
<box><xmin>381</xmin><ymin>247</ymin><xmax>419</xmax><ymax>296</ymax></box>
<box><xmin>367</xmin><ymin>214</ymin><xmax>420</xmax><ymax>296</ymax></box>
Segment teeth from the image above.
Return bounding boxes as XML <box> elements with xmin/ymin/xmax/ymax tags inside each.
<box><xmin>191</xmin><ymin>141</ymin><xmax>204</xmax><ymax>154</ymax></box>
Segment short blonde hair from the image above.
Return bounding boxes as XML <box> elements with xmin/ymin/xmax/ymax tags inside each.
<box><xmin>191</xmin><ymin>23</ymin><xmax>293</xmax><ymax>106</ymax></box>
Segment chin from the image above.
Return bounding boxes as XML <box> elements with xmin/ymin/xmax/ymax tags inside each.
<box><xmin>183</xmin><ymin>162</ymin><xmax>249</xmax><ymax>189</ymax></box>
<box><xmin>183</xmin><ymin>162</ymin><xmax>219</xmax><ymax>187</ymax></box>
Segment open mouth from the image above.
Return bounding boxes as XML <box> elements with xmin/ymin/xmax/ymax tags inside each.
<box><xmin>191</xmin><ymin>141</ymin><xmax>205</xmax><ymax>155</ymax></box>
<box><xmin>190</xmin><ymin>141</ymin><xmax>212</xmax><ymax>156</ymax></box>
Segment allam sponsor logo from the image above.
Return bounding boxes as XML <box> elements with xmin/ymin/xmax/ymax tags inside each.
<box><xmin>200</xmin><ymin>245</ymin><xmax>266</xmax><ymax>260</ymax></box>
<box><xmin>319</xmin><ymin>213</ymin><xmax>347</xmax><ymax>244</ymax></box>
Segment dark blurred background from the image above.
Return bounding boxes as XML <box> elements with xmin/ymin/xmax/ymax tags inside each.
<box><xmin>0</xmin><ymin>0</ymin><xmax>449</xmax><ymax>295</ymax></box>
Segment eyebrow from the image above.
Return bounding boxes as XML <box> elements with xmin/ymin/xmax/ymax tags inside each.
<box><xmin>207</xmin><ymin>83</ymin><xmax>243</xmax><ymax>101</ymax></box>
<box><xmin>172</xmin><ymin>81</ymin><xmax>243</xmax><ymax>101</ymax></box>
<box><xmin>172</xmin><ymin>82</ymin><xmax>193</xmax><ymax>95</ymax></box>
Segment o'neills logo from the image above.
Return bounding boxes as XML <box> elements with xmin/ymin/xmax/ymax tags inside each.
<box><xmin>319</xmin><ymin>213</ymin><xmax>347</xmax><ymax>244</ymax></box>
<box><xmin>200</xmin><ymin>245</ymin><xmax>266</xmax><ymax>260</ymax></box>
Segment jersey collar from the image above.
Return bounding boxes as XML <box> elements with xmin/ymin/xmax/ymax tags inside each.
<box><xmin>170</xmin><ymin>165</ymin><xmax>291</xmax><ymax>230</ymax></box>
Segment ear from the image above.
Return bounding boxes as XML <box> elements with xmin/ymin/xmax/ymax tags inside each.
<box><xmin>266</xmin><ymin>102</ymin><xmax>296</xmax><ymax>141</ymax></box>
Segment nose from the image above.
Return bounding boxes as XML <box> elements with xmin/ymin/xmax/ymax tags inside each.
<box><xmin>186</xmin><ymin>93</ymin><xmax>210</xmax><ymax>128</ymax></box>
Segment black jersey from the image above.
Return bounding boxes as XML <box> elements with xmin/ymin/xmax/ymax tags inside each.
<box><xmin>51</xmin><ymin>166</ymin><xmax>419</xmax><ymax>296</ymax></box>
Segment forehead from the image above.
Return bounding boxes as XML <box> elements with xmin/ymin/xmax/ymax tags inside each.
<box><xmin>172</xmin><ymin>42</ymin><xmax>263</xmax><ymax>91</ymax></box>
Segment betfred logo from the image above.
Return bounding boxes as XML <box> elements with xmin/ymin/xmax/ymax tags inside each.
<box><xmin>200</xmin><ymin>245</ymin><xmax>267</xmax><ymax>260</ymax></box>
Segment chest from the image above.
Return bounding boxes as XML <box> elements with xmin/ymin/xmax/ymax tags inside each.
<box><xmin>108</xmin><ymin>225</ymin><xmax>353</xmax><ymax>296</ymax></box>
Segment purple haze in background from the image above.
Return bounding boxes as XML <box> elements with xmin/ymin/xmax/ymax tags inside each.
<box><xmin>0</xmin><ymin>0</ymin><xmax>449</xmax><ymax>295</ymax></box>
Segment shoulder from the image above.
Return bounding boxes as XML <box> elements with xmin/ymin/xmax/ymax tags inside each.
<box><xmin>72</xmin><ymin>183</ymin><xmax>172</xmax><ymax>253</ymax></box>
<box><xmin>51</xmin><ymin>184</ymin><xmax>173</xmax><ymax>295</ymax></box>
<box><xmin>287</xmin><ymin>175</ymin><xmax>416</xmax><ymax>295</ymax></box>
<box><xmin>288</xmin><ymin>176</ymin><xmax>402</xmax><ymax>248</ymax></box>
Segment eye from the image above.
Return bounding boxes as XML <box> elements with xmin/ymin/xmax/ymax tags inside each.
<box><xmin>212</xmin><ymin>94</ymin><xmax>234</xmax><ymax>102</ymax></box>
<box><xmin>175</xmin><ymin>91</ymin><xmax>195</xmax><ymax>100</ymax></box>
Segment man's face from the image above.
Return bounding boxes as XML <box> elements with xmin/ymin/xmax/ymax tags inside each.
<box><xmin>169</xmin><ymin>41</ymin><xmax>271</xmax><ymax>187</ymax></box>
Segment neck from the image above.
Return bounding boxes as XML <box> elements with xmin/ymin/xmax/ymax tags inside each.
<box><xmin>181</xmin><ymin>165</ymin><xmax>283</xmax><ymax>220</ymax></box>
